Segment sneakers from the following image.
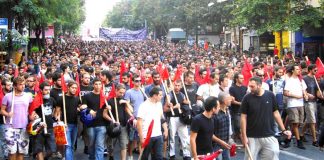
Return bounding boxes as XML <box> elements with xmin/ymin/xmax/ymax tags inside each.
<box><xmin>84</xmin><ymin>146</ymin><xmax>89</xmax><ymax>154</ymax></box>
<box><xmin>50</xmin><ymin>152</ymin><xmax>63</xmax><ymax>159</ymax></box>
<box><xmin>312</xmin><ymin>141</ymin><xmax>319</xmax><ymax>147</ymax></box>
<box><xmin>297</xmin><ymin>140</ymin><xmax>306</xmax><ymax>149</ymax></box>
<box><xmin>300</xmin><ymin>136</ymin><xmax>308</xmax><ymax>142</ymax></box>
<box><xmin>104</xmin><ymin>149</ymin><xmax>108</xmax><ymax>157</ymax></box>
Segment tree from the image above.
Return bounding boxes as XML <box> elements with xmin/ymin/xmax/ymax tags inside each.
<box><xmin>231</xmin><ymin>0</ymin><xmax>322</xmax><ymax>34</ymax></box>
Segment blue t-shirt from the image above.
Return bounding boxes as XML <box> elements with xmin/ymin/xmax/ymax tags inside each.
<box><xmin>124</xmin><ymin>88</ymin><xmax>145</xmax><ymax>117</ymax></box>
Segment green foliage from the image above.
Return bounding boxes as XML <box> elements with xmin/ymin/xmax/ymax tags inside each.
<box><xmin>231</xmin><ymin>0</ymin><xmax>323</xmax><ymax>34</ymax></box>
<box><xmin>104</xmin><ymin>0</ymin><xmax>231</xmax><ymax>37</ymax></box>
<box><xmin>31</xmin><ymin>46</ymin><xmax>39</xmax><ymax>53</ymax></box>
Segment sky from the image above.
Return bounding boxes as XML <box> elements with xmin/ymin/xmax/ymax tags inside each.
<box><xmin>82</xmin><ymin>0</ymin><xmax>120</xmax><ymax>36</ymax></box>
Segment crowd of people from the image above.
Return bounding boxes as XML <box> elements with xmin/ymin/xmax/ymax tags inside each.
<box><xmin>0</xmin><ymin>37</ymin><xmax>323</xmax><ymax>160</ymax></box>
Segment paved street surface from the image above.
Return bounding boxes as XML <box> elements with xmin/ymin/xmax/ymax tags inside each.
<box><xmin>68</xmin><ymin>135</ymin><xmax>324</xmax><ymax>160</ymax></box>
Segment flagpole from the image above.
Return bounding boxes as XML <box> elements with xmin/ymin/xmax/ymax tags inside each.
<box><xmin>246</xmin><ymin>144</ymin><xmax>253</xmax><ymax>160</ymax></box>
<box><xmin>62</xmin><ymin>91</ymin><xmax>67</xmax><ymax>125</ymax></box>
<box><xmin>9</xmin><ymin>90</ymin><xmax>15</xmax><ymax>125</ymax></box>
<box><xmin>314</xmin><ymin>75</ymin><xmax>323</xmax><ymax>97</ymax></box>
<box><xmin>114</xmin><ymin>97</ymin><xmax>119</xmax><ymax>123</ymax></box>
<box><xmin>139</xmin><ymin>86</ymin><xmax>148</xmax><ymax>99</ymax></box>
<box><xmin>161</xmin><ymin>80</ymin><xmax>174</xmax><ymax>115</ymax></box>
<box><xmin>180</xmin><ymin>74</ymin><xmax>192</xmax><ymax>110</ymax></box>
<box><xmin>168</xmin><ymin>78</ymin><xmax>181</xmax><ymax>114</ymax></box>
<box><xmin>41</xmin><ymin>104</ymin><xmax>48</xmax><ymax>134</ymax></box>
<box><xmin>105</xmin><ymin>99</ymin><xmax>116</xmax><ymax>123</ymax></box>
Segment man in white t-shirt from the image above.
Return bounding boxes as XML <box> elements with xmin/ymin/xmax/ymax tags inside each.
<box><xmin>284</xmin><ymin>64</ymin><xmax>307</xmax><ymax>149</ymax></box>
<box><xmin>196</xmin><ymin>72</ymin><xmax>221</xmax><ymax>101</ymax></box>
<box><xmin>137</xmin><ymin>87</ymin><xmax>168</xmax><ymax>160</ymax></box>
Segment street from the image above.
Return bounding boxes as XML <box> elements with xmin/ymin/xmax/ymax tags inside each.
<box><xmin>69</xmin><ymin>135</ymin><xmax>324</xmax><ymax>160</ymax></box>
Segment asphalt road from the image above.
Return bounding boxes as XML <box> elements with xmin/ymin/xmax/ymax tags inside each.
<box><xmin>70</xmin><ymin>135</ymin><xmax>324</xmax><ymax>160</ymax></box>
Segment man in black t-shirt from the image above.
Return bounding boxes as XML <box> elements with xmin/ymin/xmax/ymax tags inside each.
<box><xmin>229</xmin><ymin>73</ymin><xmax>247</xmax><ymax>141</ymax></box>
<box><xmin>240</xmin><ymin>77</ymin><xmax>291</xmax><ymax>160</ymax></box>
<box><xmin>190</xmin><ymin>96</ymin><xmax>220</xmax><ymax>159</ymax></box>
<box><xmin>79</xmin><ymin>72</ymin><xmax>93</xmax><ymax>154</ymax></box>
<box><xmin>29</xmin><ymin>82</ymin><xmax>57</xmax><ymax>159</ymax></box>
<box><xmin>55</xmin><ymin>81</ymin><xmax>82</xmax><ymax>160</ymax></box>
<box><xmin>181</xmin><ymin>71</ymin><xmax>201</xmax><ymax>116</ymax></box>
<box><xmin>50</xmin><ymin>72</ymin><xmax>63</xmax><ymax>102</ymax></box>
<box><xmin>300</xmin><ymin>64</ymin><xmax>319</xmax><ymax>146</ymax></box>
<box><xmin>80</xmin><ymin>72</ymin><xmax>93</xmax><ymax>97</ymax></box>
<box><xmin>82</xmin><ymin>78</ymin><xmax>107</xmax><ymax>160</ymax></box>
<box><xmin>103</xmin><ymin>84</ymin><xmax>133</xmax><ymax>160</ymax></box>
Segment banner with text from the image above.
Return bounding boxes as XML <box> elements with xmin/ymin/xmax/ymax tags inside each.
<box><xmin>99</xmin><ymin>27</ymin><xmax>147</xmax><ymax>41</ymax></box>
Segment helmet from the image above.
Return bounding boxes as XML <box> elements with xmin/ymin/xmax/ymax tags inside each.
<box><xmin>80</xmin><ymin>109</ymin><xmax>95</xmax><ymax>126</ymax></box>
<box><xmin>27</xmin><ymin>118</ymin><xmax>43</xmax><ymax>135</ymax></box>
<box><xmin>107</xmin><ymin>122</ymin><xmax>121</xmax><ymax>138</ymax></box>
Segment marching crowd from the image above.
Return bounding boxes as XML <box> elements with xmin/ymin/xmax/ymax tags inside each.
<box><xmin>0</xmin><ymin>37</ymin><xmax>324</xmax><ymax>160</ymax></box>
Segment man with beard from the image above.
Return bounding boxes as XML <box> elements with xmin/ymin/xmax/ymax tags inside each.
<box><xmin>229</xmin><ymin>73</ymin><xmax>247</xmax><ymax>143</ymax></box>
<box><xmin>103</xmin><ymin>84</ymin><xmax>133</xmax><ymax>160</ymax></box>
<box><xmin>181</xmin><ymin>71</ymin><xmax>201</xmax><ymax>115</ymax></box>
<box><xmin>50</xmin><ymin>72</ymin><xmax>63</xmax><ymax>102</ymax></box>
<box><xmin>100</xmin><ymin>70</ymin><xmax>114</xmax><ymax>95</ymax></box>
<box><xmin>121</xmin><ymin>72</ymin><xmax>131</xmax><ymax>90</ymax></box>
<box><xmin>79</xmin><ymin>72</ymin><xmax>93</xmax><ymax>154</ymax></box>
<box><xmin>29</xmin><ymin>82</ymin><xmax>57</xmax><ymax>160</ymax></box>
<box><xmin>124</xmin><ymin>74</ymin><xmax>145</xmax><ymax>159</ymax></box>
<box><xmin>0</xmin><ymin>79</ymin><xmax>12</xmax><ymax>159</ymax></box>
<box><xmin>55</xmin><ymin>81</ymin><xmax>82</xmax><ymax>160</ymax></box>
<box><xmin>24</xmin><ymin>75</ymin><xmax>37</xmax><ymax>97</ymax></box>
<box><xmin>241</xmin><ymin>77</ymin><xmax>291</xmax><ymax>160</ymax></box>
<box><xmin>1</xmin><ymin>77</ymin><xmax>33</xmax><ymax>160</ymax></box>
<box><xmin>144</xmin><ymin>71</ymin><xmax>166</xmax><ymax>105</ymax></box>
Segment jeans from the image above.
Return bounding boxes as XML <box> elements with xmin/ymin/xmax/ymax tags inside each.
<box><xmin>87</xmin><ymin>126</ymin><xmax>106</xmax><ymax>160</ymax></box>
<box><xmin>141</xmin><ymin>136</ymin><xmax>163</xmax><ymax>160</ymax></box>
<box><xmin>213</xmin><ymin>144</ymin><xmax>230</xmax><ymax>160</ymax></box>
<box><xmin>0</xmin><ymin>124</ymin><xmax>7</xmax><ymax>158</ymax></box>
<box><xmin>169</xmin><ymin>117</ymin><xmax>190</xmax><ymax>157</ymax></box>
<box><xmin>65</xmin><ymin>124</ymin><xmax>78</xmax><ymax>160</ymax></box>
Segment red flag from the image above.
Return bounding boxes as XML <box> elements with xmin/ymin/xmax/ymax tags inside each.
<box><xmin>14</xmin><ymin>67</ymin><xmax>19</xmax><ymax>78</ymax></box>
<box><xmin>203</xmin><ymin>149</ymin><xmax>222</xmax><ymax>160</ymax></box>
<box><xmin>28</xmin><ymin>91</ymin><xmax>43</xmax><ymax>115</ymax></box>
<box><xmin>99</xmin><ymin>89</ymin><xmax>106</xmax><ymax>109</ymax></box>
<box><xmin>156</xmin><ymin>63</ymin><xmax>163</xmax><ymax>76</ymax></box>
<box><xmin>35</xmin><ymin>73</ymin><xmax>45</xmax><ymax>92</ymax></box>
<box><xmin>161</xmin><ymin>67</ymin><xmax>170</xmax><ymax>81</ymax></box>
<box><xmin>242</xmin><ymin>59</ymin><xmax>253</xmax><ymax>86</ymax></box>
<box><xmin>107</xmin><ymin>84</ymin><xmax>116</xmax><ymax>100</ymax></box>
<box><xmin>146</xmin><ymin>76</ymin><xmax>153</xmax><ymax>85</ymax></box>
<box><xmin>315</xmin><ymin>57</ymin><xmax>324</xmax><ymax>78</ymax></box>
<box><xmin>195</xmin><ymin>65</ymin><xmax>205</xmax><ymax>85</ymax></box>
<box><xmin>173</xmin><ymin>66</ymin><xmax>183</xmax><ymax>82</ymax></box>
<box><xmin>305</xmin><ymin>56</ymin><xmax>311</xmax><ymax>66</ymax></box>
<box><xmin>61</xmin><ymin>74</ymin><xmax>68</xmax><ymax>93</ymax></box>
<box><xmin>142</xmin><ymin>120</ymin><xmax>154</xmax><ymax>149</ymax></box>
<box><xmin>120</xmin><ymin>61</ymin><xmax>126</xmax><ymax>83</ymax></box>
<box><xmin>129</xmin><ymin>73</ymin><xmax>134</xmax><ymax>89</ymax></box>
<box><xmin>204</xmin><ymin>41</ymin><xmax>209</xmax><ymax>51</ymax></box>
<box><xmin>201</xmin><ymin>69</ymin><xmax>211</xmax><ymax>84</ymax></box>
<box><xmin>75</xmin><ymin>73</ymin><xmax>80</xmax><ymax>96</ymax></box>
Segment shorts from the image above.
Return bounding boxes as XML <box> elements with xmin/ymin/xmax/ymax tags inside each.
<box><xmin>5</xmin><ymin>127</ymin><xmax>29</xmax><ymax>155</ymax></box>
<box><xmin>287</xmin><ymin>107</ymin><xmax>304</xmax><ymax>124</ymax></box>
<box><xmin>305</xmin><ymin>102</ymin><xmax>317</xmax><ymax>123</ymax></box>
<box><xmin>33</xmin><ymin>128</ymin><xmax>56</xmax><ymax>154</ymax></box>
<box><xmin>113</xmin><ymin>126</ymin><xmax>129</xmax><ymax>150</ymax></box>
<box><xmin>128</xmin><ymin>127</ymin><xmax>139</xmax><ymax>141</ymax></box>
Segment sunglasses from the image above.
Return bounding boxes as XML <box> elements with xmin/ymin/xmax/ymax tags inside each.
<box><xmin>134</xmin><ymin>80</ymin><xmax>141</xmax><ymax>82</ymax></box>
